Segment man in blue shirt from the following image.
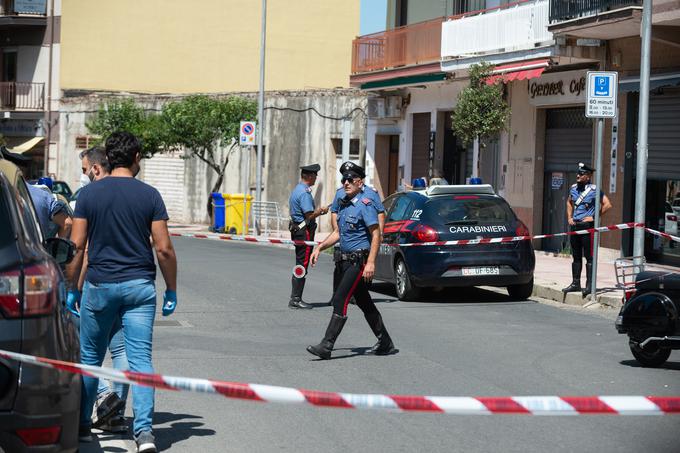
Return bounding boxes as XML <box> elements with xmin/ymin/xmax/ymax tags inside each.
<box><xmin>288</xmin><ymin>163</ymin><xmax>328</xmax><ymax>309</ymax></box>
<box><xmin>562</xmin><ymin>162</ymin><xmax>612</xmax><ymax>297</ymax></box>
<box><xmin>326</xmin><ymin>161</ymin><xmax>385</xmax><ymax>305</ymax></box>
<box><xmin>307</xmin><ymin>167</ymin><xmax>397</xmax><ymax>360</ymax></box>
<box><xmin>26</xmin><ymin>183</ymin><xmax>71</xmax><ymax>239</ymax></box>
<box><xmin>66</xmin><ymin>131</ymin><xmax>178</xmax><ymax>452</ymax></box>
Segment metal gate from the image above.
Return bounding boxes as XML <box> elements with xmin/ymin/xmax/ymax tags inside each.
<box><xmin>542</xmin><ymin>107</ymin><xmax>592</xmax><ymax>252</ymax></box>
<box><xmin>647</xmin><ymin>88</ymin><xmax>680</xmax><ymax>180</ymax></box>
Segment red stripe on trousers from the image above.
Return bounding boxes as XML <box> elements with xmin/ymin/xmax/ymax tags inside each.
<box><xmin>343</xmin><ymin>264</ymin><xmax>365</xmax><ymax>316</ymax></box>
<box><xmin>303</xmin><ymin>230</ymin><xmax>311</xmax><ymax>267</ymax></box>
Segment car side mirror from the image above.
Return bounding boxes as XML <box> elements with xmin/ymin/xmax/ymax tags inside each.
<box><xmin>44</xmin><ymin>237</ymin><xmax>75</xmax><ymax>265</ymax></box>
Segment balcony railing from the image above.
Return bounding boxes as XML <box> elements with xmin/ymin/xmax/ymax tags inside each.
<box><xmin>0</xmin><ymin>82</ymin><xmax>45</xmax><ymax>110</ymax></box>
<box><xmin>549</xmin><ymin>0</ymin><xmax>641</xmax><ymax>23</ymax></box>
<box><xmin>442</xmin><ymin>0</ymin><xmax>553</xmax><ymax>59</ymax></box>
<box><xmin>0</xmin><ymin>0</ymin><xmax>47</xmax><ymax>15</ymax></box>
<box><xmin>351</xmin><ymin>17</ymin><xmax>444</xmax><ymax>74</ymax></box>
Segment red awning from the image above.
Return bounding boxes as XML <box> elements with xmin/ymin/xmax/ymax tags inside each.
<box><xmin>485</xmin><ymin>59</ymin><xmax>550</xmax><ymax>85</ymax></box>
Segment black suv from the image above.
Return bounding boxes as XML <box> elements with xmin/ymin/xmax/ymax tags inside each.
<box><xmin>375</xmin><ymin>185</ymin><xmax>535</xmax><ymax>300</ymax></box>
<box><xmin>0</xmin><ymin>158</ymin><xmax>80</xmax><ymax>452</ymax></box>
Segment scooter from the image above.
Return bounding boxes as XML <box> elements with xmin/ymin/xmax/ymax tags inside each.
<box><xmin>615</xmin><ymin>270</ymin><xmax>680</xmax><ymax>367</ymax></box>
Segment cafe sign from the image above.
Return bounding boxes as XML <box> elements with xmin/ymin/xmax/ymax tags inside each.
<box><xmin>528</xmin><ymin>70</ymin><xmax>587</xmax><ymax>107</ymax></box>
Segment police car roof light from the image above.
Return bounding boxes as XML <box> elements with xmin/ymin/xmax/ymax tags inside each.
<box><xmin>425</xmin><ymin>184</ymin><xmax>495</xmax><ymax>197</ymax></box>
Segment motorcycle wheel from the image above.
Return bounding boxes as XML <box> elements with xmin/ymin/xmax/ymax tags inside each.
<box><xmin>629</xmin><ymin>338</ymin><xmax>671</xmax><ymax>368</ymax></box>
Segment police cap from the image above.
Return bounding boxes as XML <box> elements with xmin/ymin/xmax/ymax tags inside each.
<box><xmin>577</xmin><ymin>162</ymin><xmax>595</xmax><ymax>174</ymax></box>
<box><xmin>339</xmin><ymin>161</ymin><xmax>365</xmax><ymax>179</ymax></box>
<box><xmin>300</xmin><ymin>163</ymin><xmax>321</xmax><ymax>174</ymax></box>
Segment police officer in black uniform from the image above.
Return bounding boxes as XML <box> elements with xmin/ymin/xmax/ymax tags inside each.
<box><xmin>288</xmin><ymin>164</ymin><xmax>328</xmax><ymax>309</ymax></box>
<box><xmin>307</xmin><ymin>165</ymin><xmax>396</xmax><ymax>359</ymax></box>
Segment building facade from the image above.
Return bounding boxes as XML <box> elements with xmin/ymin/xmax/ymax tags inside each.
<box><xmin>352</xmin><ymin>0</ymin><xmax>680</xmax><ymax>263</ymax></box>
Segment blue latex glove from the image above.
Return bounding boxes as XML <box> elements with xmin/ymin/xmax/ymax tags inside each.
<box><xmin>66</xmin><ymin>289</ymin><xmax>81</xmax><ymax>317</ymax></box>
<box><xmin>162</xmin><ymin>290</ymin><xmax>177</xmax><ymax>317</ymax></box>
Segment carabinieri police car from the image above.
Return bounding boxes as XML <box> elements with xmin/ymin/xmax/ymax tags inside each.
<box><xmin>374</xmin><ymin>184</ymin><xmax>535</xmax><ymax>300</ymax></box>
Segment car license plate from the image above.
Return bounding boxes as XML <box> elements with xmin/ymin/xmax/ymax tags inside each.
<box><xmin>462</xmin><ymin>266</ymin><xmax>500</xmax><ymax>276</ymax></box>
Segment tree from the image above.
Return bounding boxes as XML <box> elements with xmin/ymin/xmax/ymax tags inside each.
<box><xmin>86</xmin><ymin>99</ymin><xmax>165</xmax><ymax>158</ymax></box>
<box><xmin>160</xmin><ymin>95</ymin><xmax>258</xmax><ymax>214</ymax></box>
<box><xmin>451</xmin><ymin>62</ymin><xmax>510</xmax><ymax>177</ymax></box>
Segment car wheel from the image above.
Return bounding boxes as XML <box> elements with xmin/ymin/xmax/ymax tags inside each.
<box><xmin>394</xmin><ymin>258</ymin><xmax>420</xmax><ymax>300</ymax></box>
<box><xmin>629</xmin><ymin>338</ymin><xmax>671</xmax><ymax>368</ymax></box>
<box><xmin>507</xmin><ymin>278</ymin><xmax>534</xmax><ymax>300</ymax></box>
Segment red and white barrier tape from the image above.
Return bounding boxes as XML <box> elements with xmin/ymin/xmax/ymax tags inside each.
<box><xmin>644</xmin><ymin>227</ymin><xmax>680</xmax><ymax>244</ymax></box>
<box><xmin>0</xmin><ymin>349</ymin><xmax>678</xmax><ymax>415</ymax></box>
<box><xmin>170</xmin><ymin>222</ymin><xmax>660</xmax><ymax>248</ymax></box>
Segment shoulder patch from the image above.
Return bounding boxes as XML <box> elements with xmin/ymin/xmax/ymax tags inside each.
<box><xmin>306</xmin><ymin>187</ymin><xmax>312</xmax><ymax>193</ymax></box>
<box><xmin>362</xmin><ymin>198</ymin><xmax>372</xmax><ymax>205</ymax></box>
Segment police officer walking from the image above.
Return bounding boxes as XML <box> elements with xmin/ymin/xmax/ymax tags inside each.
<box><xmin>326</xmin><ymin>161</ymin><xmax>386</xmax><ymax>305</ymax></box>
<box><xmin>307</xmin><ymin>165</ymin><xmax>396</xmax><ymax>360</ymax></box>
<box><xmin>288</xmin><ymin>164</ymin><xmax>328</xmax><ymax>309</ymax></box>
<box><xmin>562</xmin><ymin>162</ymin><xmax>612</xmax><ymax>297</ymax></box>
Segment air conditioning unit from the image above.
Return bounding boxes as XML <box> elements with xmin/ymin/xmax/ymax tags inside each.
<box><xmin>367</xmin><ymin>96</ymin><xmax>402</xmax><ymax>119</ymax></box>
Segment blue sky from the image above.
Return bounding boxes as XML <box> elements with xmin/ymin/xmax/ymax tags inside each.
<box><xmin>360</xmin><ymin>0</ymin><xmax>387</xmax><ymax>35</ymax></box>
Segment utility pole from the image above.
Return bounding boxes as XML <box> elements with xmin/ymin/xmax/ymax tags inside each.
<box><xmin>256</xmin><ymin>0</ymin><xmax>267</xmax><ymax>210</ymax></box>
<box><xmin>633</xmin><ymin>0</ymin><xmax>653</xmax><ymax>266</ymax></box>
<box><xmin>591</xmin><ymin>117</ymin><xmax>604</xmax><ymax>301</ymax></box>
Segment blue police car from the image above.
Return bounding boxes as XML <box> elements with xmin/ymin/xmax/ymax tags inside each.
<box><xmin>374</xmin><ymin>184</ymin><xmax>535</xmax><ymax>300</ymax></box>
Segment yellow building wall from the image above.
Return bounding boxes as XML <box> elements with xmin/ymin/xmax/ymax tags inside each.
<box><xmin>60</xmin><ymin>0</ymin><xmax>359</xmax><ymax>93</ymax></box>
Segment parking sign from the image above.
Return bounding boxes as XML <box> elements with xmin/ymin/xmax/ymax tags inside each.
<box><xmin>240</xmin><ymin>121</ymin><xmax>256</xmax><ymax>146</ymax></box>
<box><xmin>586</xmin><ymin>71</ymin><xmax>617</xmax><ymax>118</ymax></box>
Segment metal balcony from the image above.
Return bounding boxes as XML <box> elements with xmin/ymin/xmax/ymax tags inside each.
<box><xmin>549</xmin><ymin>0</ymin><xmax>641</xmax><ymax>23</ymax></box>
<box><xmin>351</xmin><ymin>17</ymin><xmax>444</xmax><ymax>74</ymax></box>
<box><xmin>0</xmin><ymin>82</ymin><xmax>45</xmax><ymax>110</ymax></box>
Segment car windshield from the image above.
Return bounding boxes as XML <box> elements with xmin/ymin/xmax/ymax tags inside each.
<box><xmin>52</xmin><ymin>182</ymin><xmax>72</xmax><ymax>198</ymax></box>
<box><xmin>426</xmin><ymin>196</ymin><xmax>515</xmax><ymax>224</ymax></box>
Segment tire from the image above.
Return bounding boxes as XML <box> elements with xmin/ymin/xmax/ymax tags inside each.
<box><xmin>629</xmin><ymin>339</ymin><xmax>672</xmax><ymax>368</ymax></box>
<box><xmin>507</xmin><ymin>278</ymin><xmax>534</xmax><ymax>300</ymax></box>
<box><xmin>394</xmin><ymin>258</ymin><xmax>420</xmax><ymax>301</ymax></box>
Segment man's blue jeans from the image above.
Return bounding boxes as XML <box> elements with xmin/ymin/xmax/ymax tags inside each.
<box><xmin>80</xmin><ymin>279</ymin><xmax>156</xmax><ymax>435</ymax></box>
<box><xmin>96</xmin><ymin>315</ymin><xmax>130</xmax><ymax>412</ymax></box>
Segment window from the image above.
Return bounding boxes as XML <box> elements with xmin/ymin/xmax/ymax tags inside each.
<box><xmin>75</xmin><ymin>135</ymin><xmax>95</xmax><ymax>149</ymax></box>
<box><xmin>387</xmin><ymin>195</ymin><xmax>413</xmax><ymax>222</ymax></box>
<box><xmin>332</xmin><ymin>138</ymin><xmax>360</xmax><ymax>186</ymax></box>
<box><xmin>426</xmin><ymin>196</ymin><xmax>514</xmax><ymax>224</ymax></box>
<box><xmin>14</xmin><ymin>177</ymin><xmax>43</xmax><ymax>244</ymax></box>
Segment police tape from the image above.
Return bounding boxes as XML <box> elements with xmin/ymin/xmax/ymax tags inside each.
<box><xmin>0</xmin><ymin>349</ymin><xmax>677</xmax><ymax>416</ymax></box>
<box><xmin>170</xmin><ymin>222</ymin><xmax>652</xmax><ymax>248</ymax></box>
<box><xmin>644</xmin><ymin>226</ymin><xmax>680</xmax><ymax>244</ymax></box>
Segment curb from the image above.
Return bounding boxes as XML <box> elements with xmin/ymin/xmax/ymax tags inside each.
<box><xmin>532</xmin><ymin>281</ymin><xmax>622</xmax><ymax>308</ymax></box>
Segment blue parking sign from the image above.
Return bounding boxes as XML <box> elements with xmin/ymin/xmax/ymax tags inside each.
<box><xmin>594</xmin><ymin>76</ymin><xmax>610</xmax><ymax>96</ymax></box>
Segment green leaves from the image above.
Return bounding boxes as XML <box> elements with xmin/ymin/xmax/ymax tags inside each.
<box><xmin>452</xmin><ymin>62</ymin><xmax>510</xmax><ymax>146</ymax></box>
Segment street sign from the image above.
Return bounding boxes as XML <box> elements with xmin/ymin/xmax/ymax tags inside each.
<box><xmin>586</xmin><ymin>71</ymin><xmax>618</xmax><ymax>118</ymax></box>
<box><xmin>240</xmin><ymin>121</ymin><xmax>256</xmax><ymax>146</ymax></box>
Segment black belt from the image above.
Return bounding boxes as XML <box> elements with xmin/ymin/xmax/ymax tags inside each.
<box><xmin>334</xmin><ymin>249</ymin><xmax>369</xmax><ymax>263</ymax></box>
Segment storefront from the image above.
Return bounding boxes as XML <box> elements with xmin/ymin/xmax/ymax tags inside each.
<box><xmin>622</xmin><ymin>77</ymin><xmax>680</xmax><ymax>265</ymax></box>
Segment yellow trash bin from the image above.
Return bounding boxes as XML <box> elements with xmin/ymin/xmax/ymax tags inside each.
<box><xmin>223</xmin><ymin>193</ymin><xmax>252</xmax><ymax>235</ymax></box>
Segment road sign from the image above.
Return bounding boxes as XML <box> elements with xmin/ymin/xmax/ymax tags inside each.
<box><xmin>586</xmin><ymin>71</ymin><xmax>618</xmax><ymax>118</ymax></box>
<box><xmin>240</xmin><ymin>121</ymin><xmax>256</xmax><ymax>146</ymax></box>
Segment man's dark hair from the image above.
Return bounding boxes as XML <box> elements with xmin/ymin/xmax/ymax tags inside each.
<box><xmin>105</xmin><ymin>131</ymin><xmax>141</xmax><ymax>169</ymax></box>
<box><xmin>79</xmin><ymin>146</ymin><xmax>111</xmax><ymax>173</ymax></box>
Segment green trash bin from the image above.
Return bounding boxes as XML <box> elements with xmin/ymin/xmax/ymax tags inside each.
<box><xmin>223</xmin><ymin>193</ymin><xmax>252</xmax><ymax>235</ymax></box>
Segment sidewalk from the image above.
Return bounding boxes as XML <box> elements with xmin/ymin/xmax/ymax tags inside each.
<box><xmin>169</xmin><ymin>224</ymin><xmax>680</xmax><ymax>309</ymax></box>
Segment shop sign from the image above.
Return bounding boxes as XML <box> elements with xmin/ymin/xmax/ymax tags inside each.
<box><xmin>528</xmin><ymin>70</ymin><xmax>587</xmax><ymax>107</ymax></box>
<box><xmin>551</xmin><ymin>172</ymin><xmax>564</xmax><ymax>190</ymax></box>
<box><xmin>0</xmin><ymin>119</ymin><xmax>44</xmax><ymax>137</ymax></box>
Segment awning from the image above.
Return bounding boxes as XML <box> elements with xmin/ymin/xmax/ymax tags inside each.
<box><xmin>619</xmin><ymin>72</ymin><xmax>680</xmax><ymax>92</ymax></box>
<box><xmin>7</xmin><ymin>136</ymin><xmax>44</xmax><ymax>154</ymax></box>
<box><xmin>485</xmin><ymin>59</ymin><xmax>550</xmax><ymax>85</ymax></box>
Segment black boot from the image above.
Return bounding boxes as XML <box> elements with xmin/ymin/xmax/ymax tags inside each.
<box><xmin>364</xmin><ymin>311</ymin><xmax>397</xmax><ymax>355</ymax></box>
<box><xmin>562</xmin><ymin>262</ymin><xmax>582</xmax><ymax>293</ymax></box>
<box><xmin>289</xmin><ymin>277</ymin><xmax>311</xmax><ymax>309</ymax></box>
<box><xmin>582</xmin><ymin>263</ymin><xmax>593</xmax><ymax>297</ymax></box>
<box><xmin>307</xmin><ymin>314</ymin><xmax>347</xmax><ymax>359</ymax></box>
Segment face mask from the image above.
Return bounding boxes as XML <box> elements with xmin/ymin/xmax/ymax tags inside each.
<box><xmin>79</xmin><ymin>173</ymin><xmax>91</xmax><ymax>188</ymax></box>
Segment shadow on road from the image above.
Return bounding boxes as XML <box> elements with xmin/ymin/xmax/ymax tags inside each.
<box><xmin>153</xmin><ymin>412</ymin><xmax>216</xmax><ymax>451</ymax></box>
<box><xmin>619</xmin><ymin>359</ymin><xmax>680</xmax><ymax>371</ymax></box>
<box><xmin>307</xmin><ymin>346</ymin><xmax>401</xmax><ymax>361</ymax></box>
<box><xmin>369</xmin><ymin>282</ymin><xmax>532</xmax><ymax>305</ymax></box>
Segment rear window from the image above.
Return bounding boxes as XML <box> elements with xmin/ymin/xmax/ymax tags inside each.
<box><xmin>426</xmin><ymin>196</ymin><xmax>515</xmax><ymax>224</ymax></box>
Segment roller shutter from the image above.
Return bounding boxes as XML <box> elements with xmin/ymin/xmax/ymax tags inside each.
<box><xmin>647</xmin><ymin>88</ymin><xmax>680</xmax><ymax>180</ymax></box>
<box><xmin>544</xmin><ymin>107</ymin><xmax>592</xmax><ymax>171</ymax></box>
<box><xmin>411</xmin><ymin>113</ymin><xmax>430</xmax><ymax>180</ymax></box>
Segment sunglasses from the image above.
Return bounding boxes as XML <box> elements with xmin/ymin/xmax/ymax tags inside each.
<box><xmin>577</xmin><ymin>171</ymin><xmax>589</xmax><ymax>176</ymax></box>
<box><xmin>341</xmin><ymin>176</ymin><xmax>359</xmax><ymax>184</ymax></box>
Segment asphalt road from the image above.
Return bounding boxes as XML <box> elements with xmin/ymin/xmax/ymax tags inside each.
<box><xmin>83</xmin><ymin>237</ymin><xmax>679</xmax><ymax>453</ymax></box>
